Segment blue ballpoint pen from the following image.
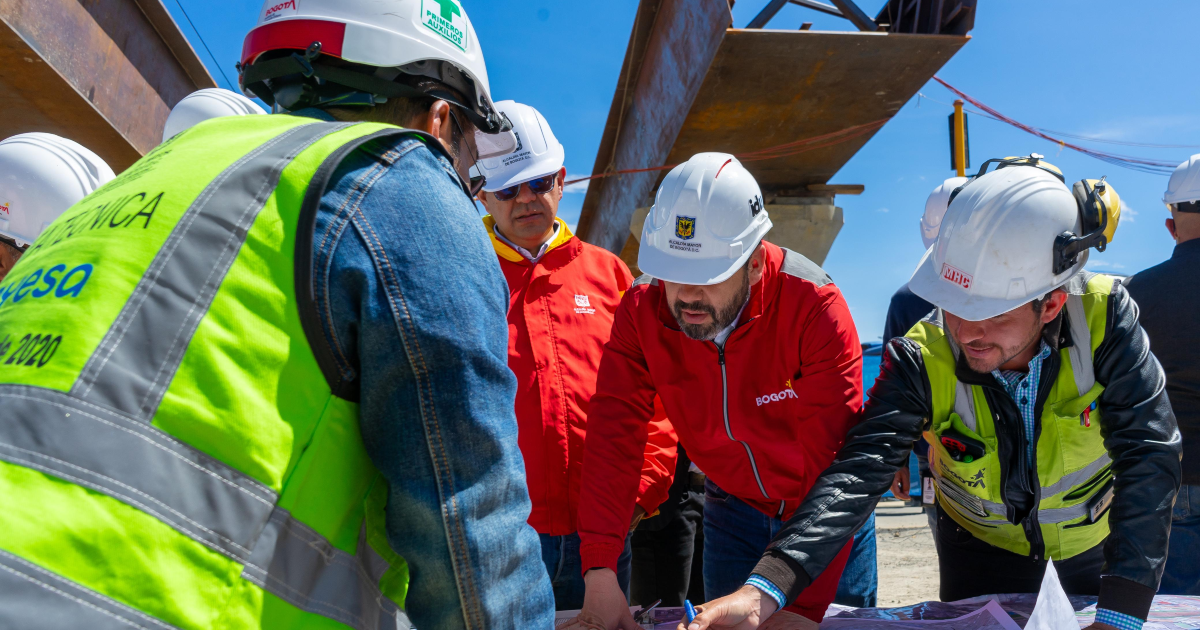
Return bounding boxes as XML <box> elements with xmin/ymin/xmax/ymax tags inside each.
<box><xmin>684</xmin><ymin>600</ymin><xmax>697</xmax><ymax>624</ymax></box>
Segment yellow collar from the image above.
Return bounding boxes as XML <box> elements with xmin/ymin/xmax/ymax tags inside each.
<box><xmin>483</xmin><ymin>215</ymin><xmax>574</xmax><ymax>263</ymax></box>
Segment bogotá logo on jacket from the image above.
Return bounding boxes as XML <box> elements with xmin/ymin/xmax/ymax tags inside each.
<box><xmin>674</xmin><ymin>215</ymin><xmax>696</xmax><ymax>240</ymax></box>
<box><xmin>755</xmin><ymin>379</ymin><xmax>798</xmax><ymax>407</ymax></box>
<box><xmin>422</xmin><ymin>0</ymin><xmax>467</xmax><ymax>51</ymax></box>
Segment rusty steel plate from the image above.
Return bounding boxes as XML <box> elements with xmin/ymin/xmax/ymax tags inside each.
<box><xmin>665</xmin><ymin>28</ymin><xmax>968</xmax><ymax>190</ymax></box>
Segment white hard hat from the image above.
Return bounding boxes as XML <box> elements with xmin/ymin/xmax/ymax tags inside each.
<box><xmin>0</xmin><ymin>133</ymin><xmax>114</xmax><ymax>248</ymax></box>
<box><xmin>1164</xmin><ymin>153</ymin><xmax>1200</xmax><ymax>206</ymax></box>
<box><xmin>638</xmin><ymin>153</ymin><xmax>772</xmax><ymax>285</ymax></box>
<box><xmin>921</xmin><ymin>177</ymin><xmax>969</xmax><ymax>249</ymax></box>
<box><xmin>239</xmin><ymin>0</ymin><xmax>514</xmax><ymax>146</ymax></box>
<box><xmin>476</xmin><ymin>101</ymin><xmax>564</xmax><ymax>192</ymax></box>
<box><xmin>908</xmin><ymin>165</ymin><xmax>1086</xmax><ymax>321</ymax></box>
<box><xmin>163</xmin><ymin>88</ymin><xmax>266</xmax><ymax>142</ymax></box>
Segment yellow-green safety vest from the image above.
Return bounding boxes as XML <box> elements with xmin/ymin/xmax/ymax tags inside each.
<box><xmin>0</xmin><ymin>114</ymin><xmax>433</xmax><ymax>629</ymax></box>
<box><xmin>909</xmin><ymin>273</ymin><xmax>1116</xmax><ymax>560</ymax></box>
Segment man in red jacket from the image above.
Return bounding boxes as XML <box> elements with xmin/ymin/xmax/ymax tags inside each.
<box><xmin>567</xmin><ymin>154</ymin><xmax>862</xmax><ymax>630</ymax></box>
<box><xmin>477</xmin><ymin>101</ymin><xmax>678</xmax><ymax>610</ymax></box>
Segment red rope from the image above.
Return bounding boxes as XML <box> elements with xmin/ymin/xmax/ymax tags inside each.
<box><xmin>932</xmin><ymin>76</ymin><xmax>1178</xmax><ymax>175</ymax></box>
<box><xmin>564</xmin><ymin>118</ymin><xmax>890</xmax><ymax>187</ymax></box>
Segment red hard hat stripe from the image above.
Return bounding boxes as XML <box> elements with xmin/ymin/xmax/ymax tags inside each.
<box><xmin>241</xmin><ymin>19</ymin><xmax>347</xmax><ymax>66</ymax></box>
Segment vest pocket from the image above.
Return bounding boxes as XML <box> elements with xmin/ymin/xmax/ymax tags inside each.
<box><xmin>1048</xmin><ymin>383</ymin><xmax>1108</xmax><ymax>476</ymax></box>
<box><xmin>929</xmin><ymin>415</ymin><xmax>1002</xmax><ymax>521</ymax></box>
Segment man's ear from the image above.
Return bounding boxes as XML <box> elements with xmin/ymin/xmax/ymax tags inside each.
<box><xmin>412</xmin><ymin>100</ymin><xmax>453</xmax><ymax>146</ymax></box>
<box><xmin>1041</xmin><ymin>289</ymin><xmax>1069</xmax><ymax>324</ymax></box>
<box><xmin>1167</xmin><ymin>217</ymin><xmax>1179</xmax><ymax>242</ymax></box>
<box><xmin>747</xmin><ymin>243</ymin><xmax>767</xmax><ymax>285</ymax></box>
<box><xmin>554</xmin><ymin>167</ymin><xmax>567</xmax><ymax>202</ymax></box>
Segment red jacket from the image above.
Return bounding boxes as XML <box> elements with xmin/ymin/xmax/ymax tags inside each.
<box><xmin>578</xmin><ymin>242</ymin><xmax>862</xmax><ymax>610</ymax></box>
<box><xmin>487</xmin><ymin>217</ymin><xmax>677</xmax><ymax>536</ymax></box>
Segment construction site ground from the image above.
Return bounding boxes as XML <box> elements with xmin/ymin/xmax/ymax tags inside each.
<box><xmin>874</xmin><ymin>500</ymin><xmax>940</xmax><ymax>607</ymax></box>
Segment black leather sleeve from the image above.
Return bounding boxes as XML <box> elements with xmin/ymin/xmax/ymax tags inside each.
<box><xmin>1094</xmin><ymin>282</ymin><xmax>1182</xmax><ymax>617</ymax></box>
<box><xmin>751</xmin><ymin>336</ymin><xmax>931</xmax><ymax>602</ymax></box>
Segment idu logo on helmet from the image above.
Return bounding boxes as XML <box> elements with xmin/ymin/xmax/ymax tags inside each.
<box><xmin>262</xmin><ymin>0</ymin><xmax>297</xmax><ymax>21</ymax></box>
<box><xmin>422</xmin><ymin>0</ymin><xmax>467</xmax><ymax>52</ymax></box>
<box><xmin>941</xmin><ymin>263</ymin><xmax>973</xmax><ymax>290</ymax></box>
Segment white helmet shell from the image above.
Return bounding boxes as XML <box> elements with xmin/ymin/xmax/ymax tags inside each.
<box><xmin>921</xmin><ymin>176</ymin><xmax>969</xmax><ymax>249</ymax></box>
<box><xmin>477</xmin><ymin>101</ymin><xmax>564</xmax><ymax>192</ymax></box>
<box><xmin>163</xmin><ymin>89</ymin><xmax>266</xmax><ymax>143</ymax></box>
<box><xmin>242</xmin><ymin>0</ymin><xmax>502</xmax><ymax>131</ymax></box>
<box><xmin>1164</xmin><ymin>153</ymin><xmax>1200</xmax><ymax>206</ymax></box>
<box><xmin>0</xmin><ymin>133</ymin><xmax>115</xmax><ymax>248</ymax></box>
<box><xmin>638</xmin><ymin>153</ymin><xmax>772</xmax><ymax>286</ymax></box>
<box><xmin>908</xmin><ymin>166</ymin><xmax>1084</xmax><ymax>321</ymax></box>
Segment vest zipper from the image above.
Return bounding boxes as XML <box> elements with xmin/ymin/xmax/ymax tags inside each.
<box><xmin>715</xmin><ymin>343</ymin><xmax>770</xmax><ymax>500</ymax></box>
<box><xmin>1025</xmin><ymin>352</ymin><xmax>1058</xmax><ymax>561</ymax></box>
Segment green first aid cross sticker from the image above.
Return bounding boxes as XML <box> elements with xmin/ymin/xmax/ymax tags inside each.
<box><xmin>422</xmin><ymin>0</ymin><xmax>467</xmax><ymax>51</ymax></box>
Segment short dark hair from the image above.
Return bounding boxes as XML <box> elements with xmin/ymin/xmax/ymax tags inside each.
<box><xmin>327</xmin><ymin>95</ymin><xmax>438</xmax><ymax>129</ymax></box>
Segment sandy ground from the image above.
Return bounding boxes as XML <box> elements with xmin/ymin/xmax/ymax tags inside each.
<box><xmin>874</xmin><ymin>500</ymin><xmax>941</xmax><ymax>607</ymax></box>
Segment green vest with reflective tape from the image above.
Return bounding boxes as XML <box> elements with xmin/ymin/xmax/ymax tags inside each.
<box><xmin>909</xmin><ymin>273</ymin><xmax>1115</xmax><ymax>560</ymax></box>
<box><xmin>0</xmin><ymin>114</ymin><xmax>434</xmax><ymax>629</ymax></box>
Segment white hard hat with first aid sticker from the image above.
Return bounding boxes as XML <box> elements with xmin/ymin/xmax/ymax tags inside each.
<box><xmin>240</xmin><ymin>0</ymin><xmax>517</xmax><ymax>159</ymax></box>
<box><xmin>638</xmin><ymin>153</ymin><xmax>772</xmax><ymax>286</ymax></box>
<box><xmin>909</xmin><ymin>155</ymin><xmax>1120</xmax><ymax>321</ymax></box>
<box><xmin>0</xmin><ymin>133</ymin><xmax>115</xmax><ymax>248</ymax></box>
<box><xmin>476</xmin><ymin>101</ymin><xmax>564</xmax><ymax>192</ymax></box>
<box><xmin>921</xmin><ymin>176</ymin><xmax>969</xmax><ymax>249</ymax></box>
<box><xmin>163</xmin><ymin>89</ymin><xmax>267</xmax><ymax>143</ymax></box>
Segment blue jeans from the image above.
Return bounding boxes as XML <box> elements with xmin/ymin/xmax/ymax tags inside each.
<box><xmin>704</xmin><ymin>481</ymin><xmax>786</xmax><ymax>602</ymax></box>
<box><xmin>540</xmin><ymin>532</ymin><xmax>633</xmax><ymax>610</ymax></box>
<box><xmin>1162</xmin><ymin>485</ymin><xmax>1200</xmax><ymax>595</ymax></box>
<box><xmin>834</xmin><ymin>512</ymin><xmax>878</xmax><ymax>607</ymax></box>
<box><xmin>309</xmin><ymin>110</ymin><xmax>554</xmax><ymax>629</ymax></box>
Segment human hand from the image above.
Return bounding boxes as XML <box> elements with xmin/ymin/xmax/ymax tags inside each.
<box><xmin>759</xmin><ymin>611</ymin><xmax>818</xmax><ymax>630</ymax></box>
<box><xmin>891</xmin><ymin>466</ymin><xmax>911</xmax><ymax>500</ymax></box>
<box><xmin>677</xmin><ymin>585</ymin><xmax>779</xmax><ymax>630</ymax></box>
<box><xmin>630</xmin><ymin>505</ymin><xmax>648</xmax><ymax>532</ymax></box>
<box><xmin>561</xmin><ymin>569</ymin><xmax>640</xmax><ymax>630</ymax></box>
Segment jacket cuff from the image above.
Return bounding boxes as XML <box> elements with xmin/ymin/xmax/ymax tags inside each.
<box><xmin>1097</xmin><ymin>576</ymin><xmax>1156</xmax><ymax>621</ymax></box>
<box><xmin>750</xmin><ymin>549</ymin><xmax>812</xmax><ymax>605</ymax></box>
<box><xmin>579</xmin><ymin>542</ymin><xmax>624</xmax><ymax>577</ymax></box>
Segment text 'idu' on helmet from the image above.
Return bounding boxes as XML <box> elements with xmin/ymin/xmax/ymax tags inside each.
<box><xmin>638</xmin><ymin>153</ymin><xmax>772</xmax><ymax>286</ymax></box>
<box><xmin>908</xmin><ymin>165</ymin><xmax>1083</xmax><ymax>322</ymax></box>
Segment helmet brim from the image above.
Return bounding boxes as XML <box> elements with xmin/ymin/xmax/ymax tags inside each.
<box><xmin>637</xmin><ymin>228</ymin><xmax>768</xmax><ymax>286</ymax></box>
<box><xmin>907</xmin><ymin>246</ymin><xmax>1048</xmax><ymax>322</ymax></box>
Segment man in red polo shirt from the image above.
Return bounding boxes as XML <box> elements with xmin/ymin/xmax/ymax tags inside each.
<box><xmin>567</xmin><ymin>154</ymin><xmax>862</xmax><ymax>630</ymax></box>
<box><xmin>477</xmin><ymin>101</ymin><xmax>677</xmax><ymax>610</ymax></box>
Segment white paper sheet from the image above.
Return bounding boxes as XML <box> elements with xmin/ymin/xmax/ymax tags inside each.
<box><xmin>820</xmin><ymin>599</ymin><xmax>1022</xmax><ymax>630</ymax></box>
<box><xmin>1026</xmin><ymin>559</ymin><xmax>1078</xmax><ymax>630</ymax></box>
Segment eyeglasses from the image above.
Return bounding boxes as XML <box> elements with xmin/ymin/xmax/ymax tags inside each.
<box><xmin>492</xmin><ymin>173</ymin><xmax>558</xmax><ymax>202</ymax></box>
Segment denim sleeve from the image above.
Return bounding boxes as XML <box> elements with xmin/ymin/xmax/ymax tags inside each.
<box><xmin>310</xmin><ymin>136</ymin><xmax>554</xmax><ymax>630</ymax></box>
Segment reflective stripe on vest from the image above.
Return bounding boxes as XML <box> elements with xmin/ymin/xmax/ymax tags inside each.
<box><xmin>0</xmin><ymin>117</ymin><xmax>422</xmax><ymax>630</ymax></box>
<box><xmin>0</xmin><ymin>385</ymin><xmax>404</xmax><ymax>630</ymax></box>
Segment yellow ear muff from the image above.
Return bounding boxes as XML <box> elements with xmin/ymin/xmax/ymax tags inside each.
<box><xmin>1073</xmin><ymin>178</ymin><xmax>1120</xmax><ymax>247</ymax></box>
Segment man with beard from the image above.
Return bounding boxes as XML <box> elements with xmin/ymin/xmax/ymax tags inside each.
<box><xmin>689</xmin><ymin>156</ymin><xmax>1181</xmax><ymax>630</ymax></box>
<box><xmin>565</xmin><ymin>153</ymin><xmax>862</xmax><ymax>630</ymax></box>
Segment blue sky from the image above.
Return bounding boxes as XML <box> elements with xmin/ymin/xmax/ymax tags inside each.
<box><xmin>166</xmin><ymin>0</ymin><xmax>1200</xmax><ymax>340</ymax></box>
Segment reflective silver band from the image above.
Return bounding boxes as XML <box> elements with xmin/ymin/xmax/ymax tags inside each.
<box><xmin>1042</xmin><ymin>454</ymin><xmax>1111</xmax><ymax>499</ymax></box>
<box><xmin>0</xmin><ymin>386</ymin><xmax>407</xmax><ymax>628</ymax></box>
<box><xmin>0</xmin><ymin>385</ymin><xmax>276</xmax><ymax>559</ymax></box>
<box><xmin>72</xmin><ymin>121</ymin><xmax>354</xmax><ymax>421</ymax></box>
<box><xmin>0</xmin><ymin>547</ymin><xmax>183</xmax><ymax>629</ymax></box>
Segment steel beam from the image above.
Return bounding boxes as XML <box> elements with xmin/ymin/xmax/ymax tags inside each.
<box><xmin>747</xmin><ymin>0</ymin><xmax>789</xmax><ymax>29</ymax></box>
<box><xmin>827</xmin><ymin>0</ymin><xmax>877</xmax><ymax>31</ymax></box>
<box><xmin>789</xmin><ymin>0</ymin><xmax>844</xmax><ymax>19</ymax></box>
<box><xmin>0</xmin><ymin>0</ymin><xmax>216</xmax><ymax>171</ymax></box>
<box><xmin>575</xmin><ymin>0</ymin><xmax>732</xmax><ymax>252</ymax></box>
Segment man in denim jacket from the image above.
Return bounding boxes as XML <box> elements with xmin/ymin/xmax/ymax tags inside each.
<box><xmin>236</xmin><ymin>1</ymin><xmax>555</xmax><ymax>628</ymax></box>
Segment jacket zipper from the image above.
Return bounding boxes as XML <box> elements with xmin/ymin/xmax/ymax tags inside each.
<box><xmin>1025</xmin><ymin>352</ymin><xmax>1057</xmax><ymax>561</ymax></box>
<box><xmin>716</xmin><ymin>343</ymin><xmax>770</xmax><ymax>500</ymax></box>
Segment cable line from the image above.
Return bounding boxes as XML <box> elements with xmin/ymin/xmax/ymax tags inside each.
<box><xmin>173</xmin><ymin>0</ymin><xmax>235</xmax><ymax>91</ymax></box>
